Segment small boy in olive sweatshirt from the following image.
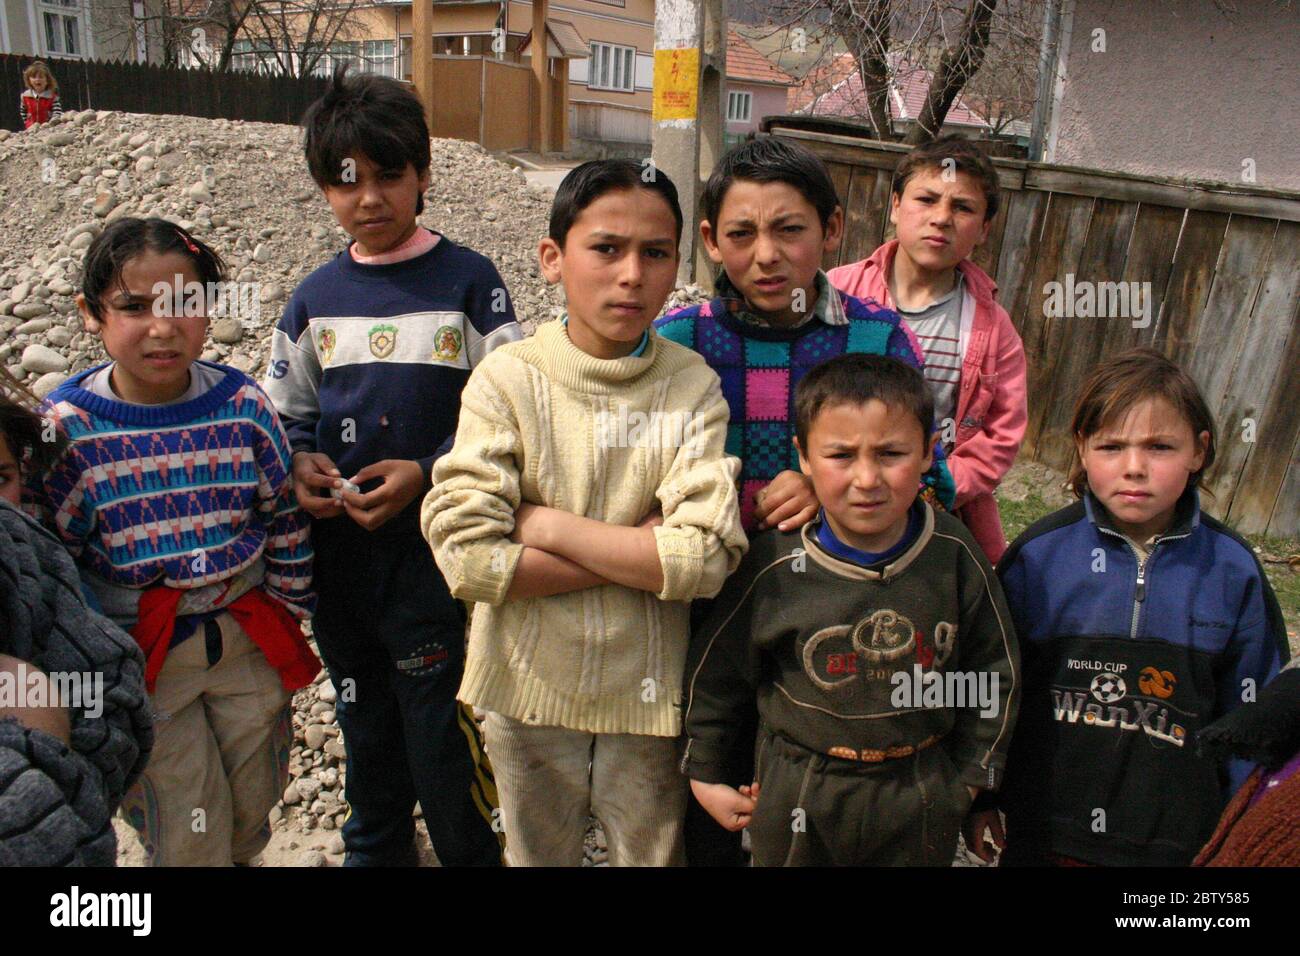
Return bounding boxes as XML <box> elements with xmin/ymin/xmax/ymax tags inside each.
<box><xmin>683</xmin><ymin>354</ymin><xmax>1019</xmax><ymax>866</ymax></box>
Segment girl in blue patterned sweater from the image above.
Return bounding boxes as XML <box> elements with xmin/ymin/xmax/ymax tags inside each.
<box><xmin>29</xmin><ymin>218</ymin><xmax>318</xmax><ymax>866</ymax></box>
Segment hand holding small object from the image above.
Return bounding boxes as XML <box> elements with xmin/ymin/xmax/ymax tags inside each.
<box><xmin>329</xmin><ymin>479</ymin><xmax>361</xmax><ymax>499</ymax></box>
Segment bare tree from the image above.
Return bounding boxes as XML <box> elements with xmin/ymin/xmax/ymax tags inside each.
<box><xmin>829</xmin><ymin>1</ymin><xmax>894</xmax><ymax>138</ymax></box>
<box><xmin>904</xmin><ymin>0</ymin><xmax>994</xmax><ymax>143</ymax></box>
<box><xmin>742</xmin><ymin>0</ymin><xmax>1045</xmax><ymax>144</ymax></box>
<box><xmin>92</xmin><ymin>0</ymin><xmax>364</xmax><ymax>75</ymax></box>
<box><xmin>241</xmin><ymin>0</ymin><xmax>367</xmax><ymax>78</ymax></box>
<box><xmin>958</xmin><ymin>0</ymin><xmax>1043</xmax><ymax>136</ymax></box>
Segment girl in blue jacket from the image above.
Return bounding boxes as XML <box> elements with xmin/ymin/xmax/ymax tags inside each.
<box><xmin>972</xmin><ymin>348</ymin><xmax>1288</xmax><ymax>867</ymax></box>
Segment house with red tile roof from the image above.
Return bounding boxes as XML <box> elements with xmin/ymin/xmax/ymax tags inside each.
<box><xmin>791</xmin><ymin>51</ymin><xmax>992</xmax><ymax>137</ymax></box>
<box><xmin>725</xmin><ymin>28</ymin><xmax>794</xmax><ymax>142</ymax></box>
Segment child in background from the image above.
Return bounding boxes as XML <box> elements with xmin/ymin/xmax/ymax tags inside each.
<box><xmin>20</xmin><ymin>61</ymin><xmax>63</xmax><ymax>129</ymax></box>
<box><xmin>31</xmin><ymin>218</ymin><xmax>318</xmax><ymax>866</ymax></box>
<box><xmin>265</xmin><ymin>67</ymin><xmax>518</xmax><ymax>866</ymax></box>
<box><xmin>683</xmin><ymin>354</ymin><xmax>1018</xmax><ymax>865</ymax></box>
<box><xmin>1</xmin><ymin>368</ymin><xmax>67</xmax><ymax>508</ymax></box>
<box><xmin>655</xmin><ymin>135</ymin><xmax>956</xmax><ymax>866</ymax></box>
<box><xmin>424</xmin><ymin>160</ymin><xmax>747</xmax><ymax>866</ymax></box>
<box><xmin>988</xmin><ymin>348</ymin><xmax>1288</xmax><ymax>866</ymax></box>
<box><xmin>829</xmin><ymin>134</ymin><xmax>1027</xmax><ymax>562</ymax></box>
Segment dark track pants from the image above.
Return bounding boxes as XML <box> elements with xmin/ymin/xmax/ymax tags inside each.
<box><xmin>747</xmin><ymin>727</ymin><xmax>968</xmax><ymax>867</ymax></box>
<box><xmin>311</xmin><ymin>520</ymin><xmax>502</xmax><ymax>866</ymax></box>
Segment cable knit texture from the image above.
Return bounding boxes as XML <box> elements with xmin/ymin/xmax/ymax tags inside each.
<box><xmin>0</xmin><ymin>502</ymin><xmax>152</xmax><ymax>866</ymax></box>
<box><xmin>423</xmin><ymin>321</ymin><xmax>747</xmax><ymax>737</ymax></box>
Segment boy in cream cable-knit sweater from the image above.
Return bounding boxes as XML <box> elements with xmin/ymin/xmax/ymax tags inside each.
<box><xmin>423</xmin><ymin>161</ymin><xmax>748</xmax><ymax>866</ymax></box>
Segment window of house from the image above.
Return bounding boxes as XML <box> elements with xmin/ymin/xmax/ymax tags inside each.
<box><xmin>589</xmin><ymin>41</ymin><xmax>634</xmax><ymax>92</ymax></box>
<box><xmin>360</xmin><ymin>40</ymin><xmax>396</xmax><ymax>77</ymax></box>
<box><xmin>232</xmin><ymin>39</ymin><xmax>280</xmax><ymax>74</ymax></box>
<box><xmin>436</xmin><ymin>35</ymin><xmax>473</xmax><ymax>56</ymax></box>
<box><xmin>727</xmin><ymin>90</ymin><xmax>752</xmax><ymax>123</ymax></box>
<box><xmin>399</xmin><ymin>35</ymin><xmax>412</xmax><ymax>79</ymax></box>
<box><xmin>39</xmin><ymin>0</ymin><xmax>84</xmax><ymax>58</ymax></box>
<box><xmin>311</xmin><ymin>41</ymin><xmax>362</xmax><ymax>78</ymax></box>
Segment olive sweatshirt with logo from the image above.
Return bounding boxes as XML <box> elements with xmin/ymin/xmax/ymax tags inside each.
<box><xmin>682</xmin><ymin>503</ymin><xmax>1020</xmax><ymax>789</ymax></box>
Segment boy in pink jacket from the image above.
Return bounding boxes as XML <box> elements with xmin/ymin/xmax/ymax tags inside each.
<box><xmin>828</xmin><ymin>135</ymin><xmax>1027</xmax><ymax>561</ymax></box>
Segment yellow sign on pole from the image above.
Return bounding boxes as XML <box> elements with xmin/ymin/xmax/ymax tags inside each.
<box><xmin>653</xmin><ymin>47</ymin><xmax>699</xmax><ymax>122</ymax></box>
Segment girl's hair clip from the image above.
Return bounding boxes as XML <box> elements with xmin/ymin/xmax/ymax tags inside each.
<box><xmin>176</xmin><ymin>229</ymin><xmax>200</xmax><ymax>255</ymax></box>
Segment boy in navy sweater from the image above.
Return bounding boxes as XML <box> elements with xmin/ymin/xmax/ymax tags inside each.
<box><xmin>264</xmin><ymin>68</ymin><xmax>520</xmax><ymax>866</ymax></box>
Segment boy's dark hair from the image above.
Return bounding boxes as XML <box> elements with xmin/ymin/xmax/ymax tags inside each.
<box><xmin>702</xmin><ymin>137</ymin><xmax>840</xmax><ymax>231</ymax></box>
<box><xmin>1067</xmin><ymin>347</ymin><xmax>1217</xmax><ymax>499</ymax></box>
<box><xmin>795</xmin><ymin>354</ymin><xmax>934</xmax><ymax>449</ymax></box>
<box><xmin>301</xmin><ymin>65</ymin><xmax>431</xmax><ymax>215</ymax></box>
<box><xmin>892</xmin><ymin>134</ymin><xmax>1000</xmax><ymax>221</ymax></box>
<box><xmin>80</xmin><ymin>218</ymin><xmax>227</xmax><ymax>323</ymax></box>
<box><xmin>549</xmin><ymin>159</ymin><xmax>683</xmax><ymax>247</ymax></box>
<box><xmin>0</xmin><ymin>368</ymin><xmax>68</xmax><ymax>481</ymax></box>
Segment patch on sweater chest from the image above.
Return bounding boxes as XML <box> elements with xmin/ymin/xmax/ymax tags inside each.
<box><xmin>309</xmin><ymin>313</ymin><xmax>471</xmax><ymax>370</ymax></box>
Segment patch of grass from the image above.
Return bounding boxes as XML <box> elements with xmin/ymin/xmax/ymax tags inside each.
<box><xmin>996</xmin><ymin>491</ymin><xmax>1058</xmax><ymax>547</ymax></box>
<box><xmin>1244</xmin><ymin>533</ymin><xmax>1300</xmax><ymax>654</ymax></box>
<box><xmin>995</xmin><ymin>495</ymin><xmax>1300</xmax><ymax>653</ymax></box>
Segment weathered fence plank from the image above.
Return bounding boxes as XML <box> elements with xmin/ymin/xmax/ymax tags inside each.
<box><xmin>1215</xmin><ymin>222</ymin><xmax>1300</xmax><ymax>527</ymax></box>
<box><xmin>823</xmin><ymin>161</ymin><xmax>853</xmax><ymax>270</ymax></box>
<box><xmin>1154</xmin><ymin>210</ymin><xmax>1230</xmax><ymax>362</ymax></box>
<box><xmin>994</xmin><ymin>189</ymin><xmax>1049</xmax><ymax>335</ymax></box>
<box><xmin>840</xmin><ymin>165</ymin><xmax>892</xmax><ymax>268</ymax></box>
<box><xmin>1186</xmin><ymin>217</ymin><xmax>1278</xmax><ymax>418</ymax></box>
<box><xmin>1034</xmin><ymin>198</ymin><xmax>1140</xmax><ymax>467</ymax></box>
<box><xmin>1019</xmin><ymin>193</ymin><xmax>1095</xmax><ymax>465</ymax></box>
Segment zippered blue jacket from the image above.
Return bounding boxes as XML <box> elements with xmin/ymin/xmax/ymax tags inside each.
<box><xmin>995</xmin><ymin>488</ymin><xmax>1288</xmax><ymax>866</ymax></box>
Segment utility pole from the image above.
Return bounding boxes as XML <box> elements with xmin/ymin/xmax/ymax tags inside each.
<box><xmin>413</xmin><ymin>0</ymin><xmax>433</xmax><ymax>128</ymax></box>
<box><xmin>651</xmin><ymin>0</ymin><xmax>725</xmax><ymax>288</ymax></box>
<box><xmin>532</xmin><ymin>0</ymin><xmax>552</xmax><ymax>153</ymax></box>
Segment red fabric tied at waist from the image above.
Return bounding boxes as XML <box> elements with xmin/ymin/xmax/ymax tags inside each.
<box><xmin>132</xmin><ymin>586</ymin><xmax>319</xmax><ymax>695</ymax></box>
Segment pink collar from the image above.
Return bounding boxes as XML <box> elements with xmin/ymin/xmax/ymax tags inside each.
<box><xmin>349</xmin><ymin>227</ymin><xmax>440</xmax><ymax>265</ymax></box>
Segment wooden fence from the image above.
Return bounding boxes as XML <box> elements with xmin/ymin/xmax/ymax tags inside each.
<box><xmin>768</xmin><ymin>122</ymin><xmax>1300</xmax><ymax>538</ymax></box>
<box><xmin>1</xmin><ymin>54</ymin><xmax>329</xmax><ymax>131</ymax></box>
<box><xmin>424</xmin><ymin>55</ymin><xmax>563</xmax><ymax>154</ymax></box>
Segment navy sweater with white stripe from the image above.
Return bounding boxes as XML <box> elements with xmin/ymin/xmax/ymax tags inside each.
<box><xmin>263</xmin><ymin>237</ymin><xmax>522</xmax><ymax>511</ymax></box>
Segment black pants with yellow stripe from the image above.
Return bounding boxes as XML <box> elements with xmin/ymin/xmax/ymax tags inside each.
<box><xmin>312</xmin><ymin>518</ymin><xmax>502</xmax><ymax>866</ymax></box>
<box><xmin>746</xmin><ymin>727</ymin><xmax>968</xmax><ymax>867</ymax></box>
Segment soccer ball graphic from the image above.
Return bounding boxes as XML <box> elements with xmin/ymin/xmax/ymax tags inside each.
<box><xmin>1090</xmin><ymin>672</ymin><xmax>1127</xmax><ymax>704</ymax></box>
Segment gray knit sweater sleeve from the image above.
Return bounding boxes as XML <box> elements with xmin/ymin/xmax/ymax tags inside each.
<box><xmin>0</xmin><ymin>501</ymin><xmax>152</xmax><ymax>866</ymax></box>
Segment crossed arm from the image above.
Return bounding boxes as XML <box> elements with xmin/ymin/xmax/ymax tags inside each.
<box><xmin>505</xmin><ymin>504</ymin><xmax>664</xmax><ymax>600</ymax></box>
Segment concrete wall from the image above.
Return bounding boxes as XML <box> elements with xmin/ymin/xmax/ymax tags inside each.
<box><xmin>1052</xmin><ymin>0</ymin><xmax>1300</xmax><ymax>189</ymax></box>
